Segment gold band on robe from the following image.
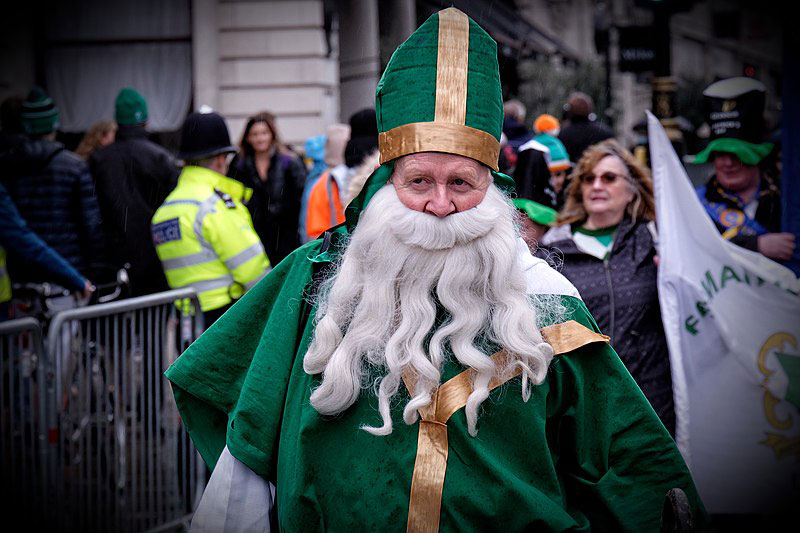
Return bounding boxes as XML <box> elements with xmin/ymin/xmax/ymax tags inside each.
<box><xmin>404</xmin><ymin>320</ymin><xmax>609</xmax><ymax>532</ymax></box>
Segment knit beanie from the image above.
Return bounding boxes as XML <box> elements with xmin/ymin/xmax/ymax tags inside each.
<box><xmin>21</xmin><ymin>87</ymin><xmax>60</xmax><ymax>135</ymax></box>
<box><xmin>115</xmin><ymin>87</ymin><xmax>148</xmax><ymax>125</ymax></box>
<box><xmin>533</xmin><ymin>114</ymin><xmax>560</xmax><ymax>136</ymax></box>
<box><xmin>533</xmin><ymin>133</ymin><xmax>571</xmax><ymax>171</ymax></box>
<box><xmin>324</xmin><ymin>124</ymin><xmax>351</xmax><ymax>167</ymax></box>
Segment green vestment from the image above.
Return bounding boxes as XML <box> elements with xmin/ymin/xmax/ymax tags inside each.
<box><xmin>165</xmin><ymin>236</ymin><xmax>709</xmax><ymax>532</ymax></box>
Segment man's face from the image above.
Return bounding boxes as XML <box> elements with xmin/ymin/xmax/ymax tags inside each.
<box><xmin>391</xmin><ymin>152</ymin><xmax>491</xmax><ymax>217</ymax></box>
<box><xmin>713</xmin><ymin>152</ymin><xmax>760</xmax><ymax>193</ymax></box>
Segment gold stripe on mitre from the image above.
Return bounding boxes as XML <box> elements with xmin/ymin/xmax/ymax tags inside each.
<box><xmin>377</xmin><ymin>8</ymin><xmax>501</xmax><ymax>171</ymax></box>
<box><xmin>403</xmin><ymin>320</ymin><xmax>609</xmax><ymax>532</ymax></box>
<box><xmin>434</xmin><ymin>8</ymin><xmax>469</xmax><ymax>124</ymax></box>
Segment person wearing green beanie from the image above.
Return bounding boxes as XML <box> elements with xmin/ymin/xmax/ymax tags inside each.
<box><xmin>114</xmin><ymin>87</ymin><xmax>148</xmax><ymax>126</ymax></box>
<box><xmin>167</xmin><ymin>8</ymin><xmax>708</xmax><ymax>532</ymax></box>
<box><xmin>694</xmin><ymin>77</ymin><xmax>794</xmax><ymax>261</ymax></box>
<box><xmin>532</xmin><ymin>121</ymin><xmax>572</xmax><ymax>207</ymax></box>
<box><xmin>89</xmin><ymin>87</ymin><xmax>179</xmax><ymax>296</ymax></box>
<box><xmin>20</xmin><ymin>86</ymin><xmax>60</xmax><ymax>136</ymax></box>
<box><xmin>1</xmin><ymin>87</ymin><xmax>105</xmax><ymax>283</ymax></box>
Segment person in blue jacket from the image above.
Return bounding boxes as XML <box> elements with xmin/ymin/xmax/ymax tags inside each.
<box><xmin>0</xmin><ymin>183</ymin><xmax>92</xmax><ymax>320</ymax></box>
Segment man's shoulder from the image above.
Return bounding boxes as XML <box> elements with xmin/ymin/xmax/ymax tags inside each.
<box><xmin>49</xmin><ymin>147</ymin><xmax>87</xmax><ymax>174</ymax></box>
<box><xmin>115</xmin><ymin>136</ymin><xmax>174</xmax><ymax>162</ymax></box>
<box><xmin>518</xmin><ymin>138</ymin><xmax>550</xmax><ymax>154</ymax></box>
<box><xmin>517</xmin><ymin>239</ymin><xmax>581</xmax><ymax>299</ymax></box>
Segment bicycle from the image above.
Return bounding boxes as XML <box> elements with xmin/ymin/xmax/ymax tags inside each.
<box><xmin>8</xmin><ymin>265</ymin><xmax>133</xmax><ymax>530</ymax></box>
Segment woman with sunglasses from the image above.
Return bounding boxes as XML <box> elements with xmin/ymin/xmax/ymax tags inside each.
<box><xmin>541</xmin><ymin>138</ymin><xmax>675</xmax><ymax>435</ymax></box>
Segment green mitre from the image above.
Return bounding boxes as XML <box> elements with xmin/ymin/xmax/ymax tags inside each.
<box><xmin>343</xmin><ymin>7</ymin><xmax>515</xmax><ymax>235</ymax></box>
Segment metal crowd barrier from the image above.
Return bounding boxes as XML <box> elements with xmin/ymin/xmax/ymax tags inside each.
<box><xmin>3</xmin><ymin>288</ymin><xmax>207</xmax><ymax>532</ymax></box>
<box><xmin>0</xmin><ymin>317</ymin><xmax>48</xmax><ymax>520</ymax></box>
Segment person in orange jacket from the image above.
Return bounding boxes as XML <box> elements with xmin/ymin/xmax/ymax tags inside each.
<box><xmin>306</xmin><ymin>109</ymin><xmax>378</xmax><ymax>239</ymax></box>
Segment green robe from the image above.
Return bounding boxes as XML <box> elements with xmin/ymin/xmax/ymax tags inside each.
<box><xmin>165</xmin><ymin>237</ymin><xmax>709</xmax><ymax>532</ymax></box>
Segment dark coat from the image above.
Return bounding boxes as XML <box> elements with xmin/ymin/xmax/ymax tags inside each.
<box><xmin>558</xmin><ymin>118</ymin><xmax>614</xmax><ymax>163</ymax></box>
<box><xmin>228</xmin><ymin>151</ymin><xmax>306</xmax><ymax>266</ymax></box>
<box><xmin>0</xmin><ymin>138</ymin><xmax>104</xmax><ymax>280</ymax></box>
<box><xmin>89</xmin><ymin>125</ymin><xmax>179</xmax><ymax>295</ymax></box>
<box><xmin>502</xmin><ymin>117</ymin><xmax>534</xmax><ymax>153</ymax></box>
<box><xmin>0</xmin><ymin>183</ymin><xmax>86</xmax><ymax>292</ymax></box>
<box><xmin>543</xmin><ymin>218</ymin><xmax>675</xmax><ymax>435</ymax></box>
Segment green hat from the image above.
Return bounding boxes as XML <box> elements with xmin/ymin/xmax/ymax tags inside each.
<box><xmin>343</xmin><ymin>8</ymin><xmax>514</xmax><ymax>235</ymax></box>
<box><xmin>693</xmin><ymin>137</ymin><xmax>774</xmax><ymax>166</ymax></box>
<box><xmin>513</xmin><ymin>198</ymin><xmax>557</xmax><ymax>226</ymax></box>
<box><xmin>21</xmin><ymin>87</ymin><xmax>60</xmax><ymax>135</ymax></box>
<box><xmin>533</xmin><ymin>133</ymin><xmax>571</xmax><ymax>171</ymax></box>
<box><xmin>115</xmin><ymin>87</ymin><xmax>148</xmax><ymax>125</ymax></box>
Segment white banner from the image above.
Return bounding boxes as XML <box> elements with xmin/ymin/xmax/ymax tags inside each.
<box><xmin>648</xmin><ymin>111</ymin><xmax>800</xmax><ymax>513</ymax></box>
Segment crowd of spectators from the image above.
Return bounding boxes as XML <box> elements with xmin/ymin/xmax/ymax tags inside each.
<box><xmin>0</xmin><ymin>75</ymin><xmax>790</xmax><ymax>341</ymax></box>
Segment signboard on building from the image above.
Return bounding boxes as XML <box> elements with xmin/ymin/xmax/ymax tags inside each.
<box><xmin>618</xmin><ymin>26</ymin><xmax>656</xmax><ymax>73</ymax></box>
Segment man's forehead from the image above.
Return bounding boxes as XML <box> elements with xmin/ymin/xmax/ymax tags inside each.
<box><xmin>396</xmin><ymin>152</ymin><xmax>486</xmax><ymax>175</ymax></box>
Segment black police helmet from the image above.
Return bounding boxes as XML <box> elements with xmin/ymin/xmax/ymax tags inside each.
<box><xmin>178</xmin><ymin>111</ymin><xmax>237</xmax><ymax>161</ymax></box>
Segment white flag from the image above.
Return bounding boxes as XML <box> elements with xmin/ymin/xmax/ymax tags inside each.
<box><xmin>648</xmin><ymin>111</ymin><xmax>800</xmax><ymax>514</ymax></box>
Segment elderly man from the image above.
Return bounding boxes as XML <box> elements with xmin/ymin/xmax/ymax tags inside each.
<box><xmin>167</xmin><ymin>8</ymin><xmax>706</xmax><ymax>531</ymax></box>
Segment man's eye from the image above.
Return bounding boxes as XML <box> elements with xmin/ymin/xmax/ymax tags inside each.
<box><xmin>452</xmin><ymin>179</ymin><xmax>468</xmax><ymax>187</ymax></box>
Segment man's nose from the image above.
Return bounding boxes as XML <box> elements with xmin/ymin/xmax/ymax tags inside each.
<box><xmin>424</xmin><ymin>186</ymin><xmax>456</xmax><ymax>217</ymax></box>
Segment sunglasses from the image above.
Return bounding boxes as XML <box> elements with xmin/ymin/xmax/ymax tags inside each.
<box><xmin>579</xmin><ymin>172</ymin><xmax>626</xmax><ymax>185</ymax></box>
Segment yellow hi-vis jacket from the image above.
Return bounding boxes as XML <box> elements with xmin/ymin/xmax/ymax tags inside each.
<box><xmin>151</xmin><ymin>166</ymin><xmax>270</xmax><ymax>312</ymax></box>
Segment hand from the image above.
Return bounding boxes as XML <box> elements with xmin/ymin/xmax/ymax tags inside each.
<box><xmin>653</xmin><ymin>254</ymin><xmax>660</xmax><ymax>267</ymax></box>
<box><xmin>756</xmin><ymin>233</ymin><xmax>796</xmax><ymax>261</ymax></box>
<box><xmin>81</xmin><ymin>280</ymin><xmax>95</xmax><ymax>300</ymax></box>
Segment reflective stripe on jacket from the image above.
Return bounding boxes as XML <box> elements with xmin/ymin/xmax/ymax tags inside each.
<box><xmin>152</xmin><ymin>166</ymin><xmax>270</xmax><ymax>312</ymax></box>
<box><xmin>0</xmin><ymin>248</ymin><xmax>10</xmax><ymax>303</ymax></box>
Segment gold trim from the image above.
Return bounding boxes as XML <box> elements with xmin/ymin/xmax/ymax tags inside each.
<box><xmin>379</xmin><ymin>122</ymin><xmax>500</xmax><ymax>171</ymax></box>
<box><xmin>541</xmin><ymin>320</ymin><xmax>610</xmax><ymax>354</ymax></box>
<box><xmin>435</xmin><ymin>8</ymin><xmax>469</xmax><ymax>125</ymax></box>
<box><xmin>404</xmin><ymin>320</ymin><xmax>609</xmax><ymax>532</ymax></box>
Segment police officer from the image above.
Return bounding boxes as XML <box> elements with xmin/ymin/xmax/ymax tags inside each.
<box><xmin>152</xmin><ymin>111</ymin><xmax>270</xmax><ymax>326</ymax></box>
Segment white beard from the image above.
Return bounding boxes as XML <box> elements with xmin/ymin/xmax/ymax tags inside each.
<box><xmin>303</xmin><ymin>183</ymin><xmax>555</xmax><ymax>436</ymax></box>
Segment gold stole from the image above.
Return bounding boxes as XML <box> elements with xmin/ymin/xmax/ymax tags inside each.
<box><xmin>403</xmin><ymin>320</ymin><xmax>609</xmax><ymax>532</ymax></box>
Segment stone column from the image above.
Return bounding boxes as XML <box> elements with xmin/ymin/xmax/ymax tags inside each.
<box><xmin>382</xmin><ymin>0</ymin><xmax>416</xmax><ymax>61</ymax></box>
<box><xmin>337</xmin><ymin>0</ymin><xmax>380</xmax><ymax>122</ymax></box>
<box><xmin>192</xmin><ymin>0</ymin><xmax>219</xmax><ymax>112</ymax></box>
